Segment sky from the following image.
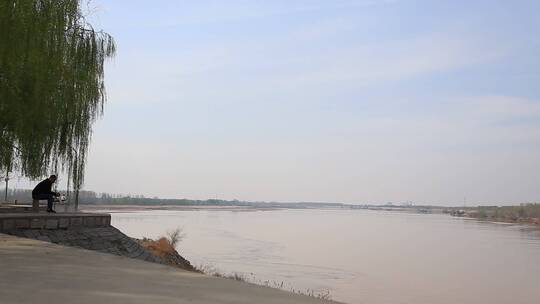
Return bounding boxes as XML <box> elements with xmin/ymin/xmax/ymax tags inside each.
<box><xmin>37</xmin><ymin>0</ymin><xmax>540</xmax><ymax>205</ymax></box>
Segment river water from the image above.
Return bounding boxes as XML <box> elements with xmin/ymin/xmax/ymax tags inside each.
<box><xmin>110</xmin><ymin>208</ymin><xmax>540</xmax><ymax>304</ymax></box>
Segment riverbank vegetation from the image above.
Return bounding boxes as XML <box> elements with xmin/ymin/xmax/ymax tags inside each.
<box><xmin>195</xmin><ymin>264</ymin><xmax>333</xmax><ymax>301</ymax></box>
<box><xmin>466</xmin><ymin>204</ymin><xmax>540</xmax><ymax>224</ymax></box>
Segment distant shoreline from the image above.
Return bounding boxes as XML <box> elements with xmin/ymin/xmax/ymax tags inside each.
<box><xmin>81</xmin><ymin>204</ymin><xmax>540</xmax><ymax>227</ymax></box>
<box><xmin>448</xmin><ymin>204</ymin><xmax>540</xmax><ymax>226</ymax></box>
<box><xmin>461</xmin><ymin>214</ymin><xmax>540</xmax><ymax>226</ymax></box>
<box><xmin>80</xmin><ymin>204</ymin><xmax>283</xmax><ymax>212</ymax></box>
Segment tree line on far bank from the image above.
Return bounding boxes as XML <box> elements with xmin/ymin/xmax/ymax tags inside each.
<box><xmin>6</xmin><ymin>188</ymin><xmax>345</xmax><ymax>208</ymax></box>
<box><xmin>6</xmin><ymin>189</ymin><xmax>243</xmax><ymax>206</ymax></box>
<box><xmin>473</xmin><ymin>204</ymin><xmax>540</xmax><ymax>223</ymax></box>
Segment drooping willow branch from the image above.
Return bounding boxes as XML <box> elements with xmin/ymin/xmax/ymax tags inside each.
<box><xmin>0</xmin><ymin>0</ymin><xmax>116</xmax><ymax>203</ymax></box>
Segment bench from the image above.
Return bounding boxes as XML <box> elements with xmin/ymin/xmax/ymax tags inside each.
<box><xmin>32</xmin><ymin>199</ymin><xmax>40</xmax><ymax>212</ymax></box>
<box><xmin>32</xmin><ymin>198</ymin><xmax>66</xmax><ymax>212</ymax></box>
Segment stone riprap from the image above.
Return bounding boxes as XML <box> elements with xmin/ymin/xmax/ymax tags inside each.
<box><xmin>5</xmin><ymin>226</ymin><xmax>160</xmax><ymax>263</ymax></box>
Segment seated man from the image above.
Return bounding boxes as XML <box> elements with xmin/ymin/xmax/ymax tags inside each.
<box><xmin>32</xmin><ymin>175</ymin><xmax>60</xmax><ymax>213</ymax></box>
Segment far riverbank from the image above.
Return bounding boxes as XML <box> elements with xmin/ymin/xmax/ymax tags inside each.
<box><xmin>453</xmin><ymin>204</ymin><xmax>540</xmax><ymax>226</ymax></box>
<box><xmin>80</xmin><ymin>204</ymin><xmax>281</xmax><ymax>212</ymax></box>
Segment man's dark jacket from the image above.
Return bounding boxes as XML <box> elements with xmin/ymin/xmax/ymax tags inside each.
<box><xmin>32</xmin><ymin>179</ymin><xmax>57</xmax><ymax>198</ymax></box>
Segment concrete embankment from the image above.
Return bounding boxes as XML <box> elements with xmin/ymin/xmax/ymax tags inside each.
<box><xmin>0</xmin><ymin>212</ymin><xmax>160</xmax><ymax>264</ymax></box>
<box><xmin>0</xmin><ymin>213</ymin><xmax>334</xmax><ymax>304</ymax></box>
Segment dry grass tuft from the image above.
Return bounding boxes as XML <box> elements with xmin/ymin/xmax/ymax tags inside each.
<box><xmin>141</xmin><ymin>237</ymin><xmax>175</xmax><ymax>258</ymax></box>
<box><xmin>166</xmin><ymin>227</ymin><xmax>185</xmax><ymax>248</ymax></box>
<box><xmin>140</xmin><ymin>227</ymin><xmax>196</xmax><ymax>272</ymax></box>
<box><xmin>142</xmin><ymin>227</ymin><xmax>185</xmax><ymax>258</ymax></box>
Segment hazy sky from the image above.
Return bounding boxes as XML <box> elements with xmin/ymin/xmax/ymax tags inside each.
<box><xmin>65</xmin><ymin>0</ymin><xmax>540</xmax><ymax>205</ymax></box>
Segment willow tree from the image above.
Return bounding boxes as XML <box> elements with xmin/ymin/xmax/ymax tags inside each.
<box><xmin>0</xmin><ymin>0</ymin><xmax>115</xmax><ymax>208</ymax></box>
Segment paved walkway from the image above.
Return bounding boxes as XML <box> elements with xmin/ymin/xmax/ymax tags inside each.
<box><xmin>0</xmin><ymin>234</ymin><xmax>333</xmax><ymax>304</ymax></box>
